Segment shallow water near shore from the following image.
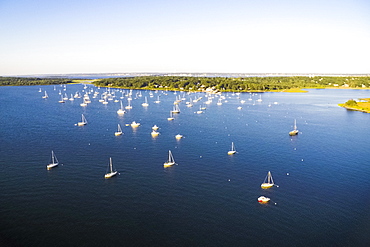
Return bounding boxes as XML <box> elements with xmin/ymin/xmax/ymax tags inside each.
<box><xmin>1</xmin><ymin>85</ymin><xmax>370</xmax><ymax>246</ymax></box>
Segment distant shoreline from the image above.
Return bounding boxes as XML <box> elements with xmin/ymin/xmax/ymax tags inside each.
<box><xmin>5</xmin><ymin>72</ymin><xmax>370</xmax><ymax>79</ymax></box>
<box><xmin>2</xmin><ymin>75</ymin><xmax>370</xmax><ymax>94</ymax></box>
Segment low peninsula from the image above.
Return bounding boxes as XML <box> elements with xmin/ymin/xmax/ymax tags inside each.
<box><xmin>338</xmin><ymin>99</ymin><xmax>370</xmax><ymax>113</ymax></box>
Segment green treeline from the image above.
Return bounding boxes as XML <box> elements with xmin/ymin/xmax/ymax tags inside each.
<box><xmin>93</xmin><ymin>76</ymin><xmax>370</xmax><ymax>92</ymax></box>
<box><xmin>0</xmin><ymin>77</ymin><xmax>74</xmax><ymax>86</ymax></box>
<box><xmin>2</xmin><ymin>76</ymin><xmax>370</xmax><ymax>92</ymax></box>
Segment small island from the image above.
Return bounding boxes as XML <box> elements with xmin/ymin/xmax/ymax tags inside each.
<box><xmin>339</xmin><ymin>98</ymin><xmax>370</xmax><ymax>113</ymax></box>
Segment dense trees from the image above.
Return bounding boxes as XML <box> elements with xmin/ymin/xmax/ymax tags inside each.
<box><xmin>93</xmin><ymin>76</ymin><xmax>370</xmax><ymax>92</ymax></box>
<box><xmin>0</xmin><ymin>77</ymin><xmax>73</xmax><ymax>86</ymax></box>
<box><xmin>1</xmin><ymin>76</ymin><xmax>370</xmax><ymax>92</ymax></box>
<box><xmin>344</xmin><ymin>99</ymin><xmax>358</xmax><ymax>106</ymax></box>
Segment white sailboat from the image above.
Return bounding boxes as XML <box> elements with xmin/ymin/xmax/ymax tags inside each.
<box><xmin>142</xmin><ymin>96</ymin><xmax>149</xmax><ymax>107</ymax></box>
<box><xmin>42</xmin><ymin>91</ymin><xmax>48</xmax><ymax>99</ymax></box>
<box><xmin>77</xmin><ymin>114</ymin><xmax>88</xmax><ymax>126</ymax></box>
<box><xmin>152</xmin><ymin>125</ymin><xmax>159</xmax><ymax>131</ymax></box>
<box><xmin>115</xmin><ymin>124</ymin><xmax>123</xmax><ymax>136</ymax></box>
<box><xmin>289</xmin><ymin>119</ymin><xmax>299</xmax><ymax>136</ymax></box>
<box><xmin>227</xmin><ymin>142</ymin><xmax>236</xmax><ymax>155</ymax></box>
<box><xmin>47</xmin><ymin>151</ymin><xmax>59</xmax><ymax>170</ymax></box>
<box><xmin>58</xmin><ymin>95</ymin><xmax>65</xmax><ymax>103</ymax></box>
<box><xmin>171</xmin><ymin>104</ymin><xmax>180</xmax><ymax>114</ymax></box>
<box><xmin>261</xmin><ymin>171</ymin><xmax>276</xmax><ymax>189</ymax></box>
<box><xmin>197</xmin><ymin>105</ymin><xmax>204</xmax><ymax>114</ymax></box>
<box><xmin>117</xmin><ymin>101</ymin><xmax>126</xmax><ymax>115</ymax></box>
<box><xmin>167</xmin><ymin>111</ymin><xmax>174</xmax><ymax>121</ymax></box>
<box><xmin>80</xmin><ymin>98</ymin><xmax>88</xmax><ymax>107</ymax></box>
<box><xmin>175</xmin><ymin>134</ymin><xmax>183</xmax><ymax>139</ymax></box>
<box><xmin>125</xmin><ymin>100</ymin><xmax>132</xmax><ymax>109</ymax></box>
<box><xmin>63</xmin><ymin>93</ymin><xmax>68</xmax><ymax>100</ymax></box>
<box><xmin>154</xmin><ymin>96</ymin><xmax>160</xmax><ymax>104</ymax></box>
<box><xmin>164</xmin><ymin>150</ymin><xmax>176</xmax><ymax>168</ymax></box>
<box><xmin>104</xmin><ymin>157</ymin><xmax>118</xmax><ymax>178</ymax></box>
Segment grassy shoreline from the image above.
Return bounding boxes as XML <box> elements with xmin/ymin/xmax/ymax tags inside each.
<box><xmin>338</xmin><ymin>98</ymin><xmax>370</xmax><ymax>113</ymax></box>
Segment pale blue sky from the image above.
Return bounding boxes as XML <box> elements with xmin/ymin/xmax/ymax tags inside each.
<box><xmin>0</xmin><ymin>0</ymin><xmax>369</xmax><ymax>75</ymax></box>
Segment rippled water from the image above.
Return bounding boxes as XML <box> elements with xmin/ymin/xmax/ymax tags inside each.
<box><xmin>1</xmin><ymin>85</ymin><xmax>370</xmax><ymax>246</ymax></box>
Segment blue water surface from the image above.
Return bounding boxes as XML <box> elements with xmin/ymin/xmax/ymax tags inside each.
<box><xmin>1</xmin><ymin>85</ymin><xmax>370</xmax><ymax>246</ymax></box>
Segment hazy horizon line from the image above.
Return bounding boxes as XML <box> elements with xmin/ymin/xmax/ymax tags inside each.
<box><xmin>2</xmin><ymin>72</ymin><xmax>370</xmax><ymax>78</ymax></box>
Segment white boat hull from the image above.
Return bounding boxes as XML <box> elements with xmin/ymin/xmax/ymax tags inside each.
<box><xmin>163</xmin><ymin>162</ymin><xmax>175</xmax><ymax>168</ymax></box>
<box><xmin>258</xmin><ymin>196</ymin><xmax>270</xmax><ymax>203</ymax></box>
<box><xmin>151</xmin><ymin>131</ymin><xmax>159</xmax><ymax>136</ymax></box>
<box><xmin>261</xmin><ymin>183</ymin><xmax>274</xmax><ymax>189</ymax></box>
<box><xmin>105</xmin><ymin>171</ymin><xmax>118</xmax><ymax>178</ymax></box>
<box><xmin>47</xmin><ymin>163</ymin><xmax>58</xmax><ymax>170</ymax></box>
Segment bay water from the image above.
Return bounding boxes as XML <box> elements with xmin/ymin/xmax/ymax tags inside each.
<box><xmin>1</xmin><ymin>85</ymin><xmax>370</xmax><ymax>246</ymax></box>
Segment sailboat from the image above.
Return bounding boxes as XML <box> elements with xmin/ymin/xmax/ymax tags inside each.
<box><xmin>58</xmin><ymin>95</ymin><xmax>65</xmax><ymax>103</ymax></box>
<box><xmin>142</xmin><ymin>96</ymin><xmax>149</xmax><ymax>107</ymax></box>
<box><xmin>115</xmin><ymin>124</ymin><xmax>123</xmax><ymax>136</ymax></box>
<box><xmin>77</xmin><ymin>114</ymin><xmax>88</xmax><ymax>126</ymax></box>
<box><xmin>47</xmin><ymin>151</ymin><xmax>59</xmax><ymax>170</ymax></box>
<box><xmin>261</xmin><ymin>171</ymin><xmax>276</xmax><ymax>189</ymax></box>
<box><xmin>289</xmin><ymin>119</ymin><xmax>299</xmax><ymax>136</ymax></box>
<box><xmin>228</xmin><ymin>142</ymin><xmax>236</xmax><ymax>155</ymax></box>
<box><xmin>42</xmin><ymin>91</ymin><xmax>48</xmax><ymax>99</ymax></box>
<box><xmin>164</xmin><ymin>150</ymin><xmax>176</xmax><ymax>168</ymax></box>
<box><xmin>80</xmin><ymin>98</ymin><xmax>88</xmax><ymax>107</ymax></box>
<box><xmin>152</xmin><ymin>125</ymin><xmax>159</xmax><ymax>131</ymax></box>
<box><xmin>167</xmin><ymin>111</ymin><xmax>174</xmax><ymax>121</ymax></box>
<box><xmin>171</xmin><ymin>104</ymin><xmax>180</xmax><ymax>114</ymax></box>
<box><xmin>104</xmin><ymin>157</ymin><xmax>118</xmax><ymax>178</ymax></box>
<box><xmin>117</xmin><ymin>101</ymin><xmax>126</xmax><ymax>115</ymax></box>
<box><xmin>125</xmin><ymin>100</ymin><xmax>132</xmax><ymax>109</ymax></box>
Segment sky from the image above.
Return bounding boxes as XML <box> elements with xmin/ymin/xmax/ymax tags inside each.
<box><xmin>0</xmin><ymin>0</ymin><xmax>369</xmax><ymax>76</ymax></box>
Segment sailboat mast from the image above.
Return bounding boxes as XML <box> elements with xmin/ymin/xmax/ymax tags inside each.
<box><xmin>268</xmin><ymin>171</ymin><xmax>274</xmax><ymax>184</ymax></box>
<box><xmin>109</xmin><ymin>157</ymin><xmax>113</xmax><ymax>173</ymax></box>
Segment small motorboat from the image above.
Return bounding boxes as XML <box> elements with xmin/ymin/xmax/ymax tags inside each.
<box><xmin>258</xmin><ymin>196</ymin><xmax>270</xmax><ymax>203</ymax></box>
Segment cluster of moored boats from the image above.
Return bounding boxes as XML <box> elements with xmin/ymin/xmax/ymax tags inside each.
<box><xmin>42</xmin><ymin>84</ymin><xmax>292</xmax><ymax>201</ymax></box>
